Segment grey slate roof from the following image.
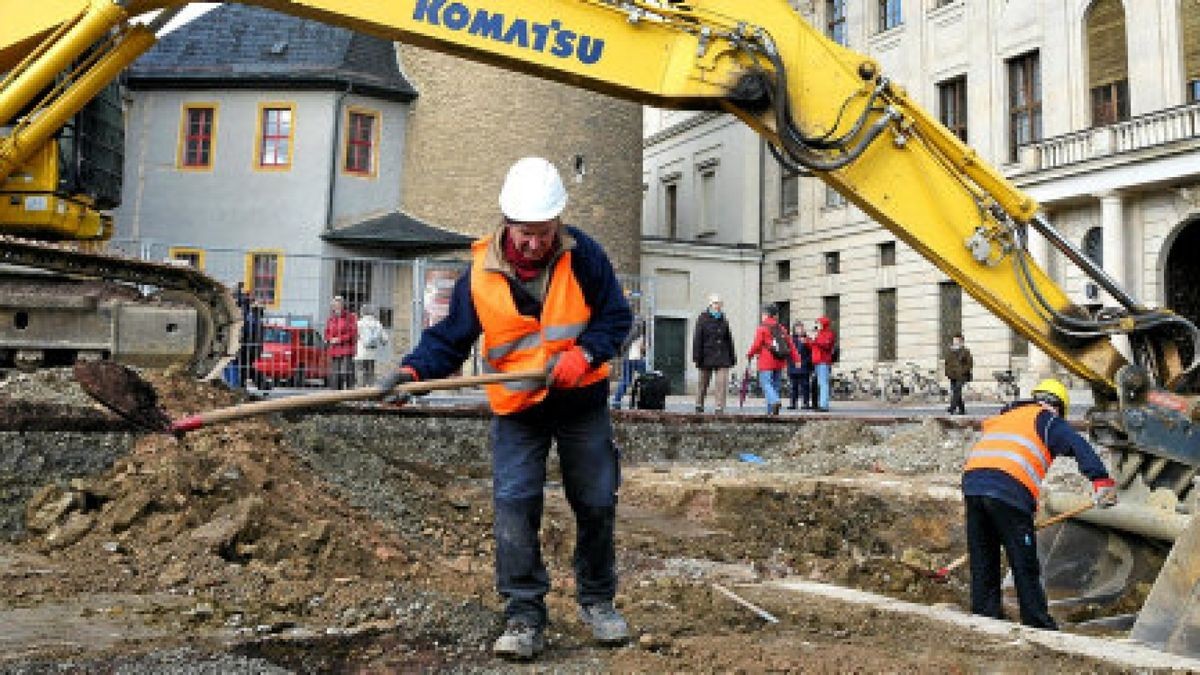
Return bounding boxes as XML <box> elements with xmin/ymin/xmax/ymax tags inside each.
<box><xmin>126</xmin><ymin>4</ymin><xmax>416</xmax><ymax>102</ymax></box>
<box><xmin>322</xmin><ymin>211</ymin><xmax>474</xmax><ymax>255</ymax></box>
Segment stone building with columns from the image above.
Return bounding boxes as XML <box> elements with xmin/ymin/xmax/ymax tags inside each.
<box><xmin>742</xmin><ymin>0</ymin><xmax>1200</xmax><ymax>393</ymax></box>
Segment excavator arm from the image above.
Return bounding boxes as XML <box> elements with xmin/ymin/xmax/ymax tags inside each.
<box><xmin>4</xmin><ymin>0</ymin><xmax>1194</xmax><ymax>390</ymax></box>
<box><xmin>4</xmin><ymin>0</ymin><xmax>1200</xmax><ymax>653</ymax></box>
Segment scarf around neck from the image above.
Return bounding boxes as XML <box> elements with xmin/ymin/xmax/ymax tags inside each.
<box><xmin>502</xmin><ymin>230</ymin><xmax>557</xmax><ymax>282</ymax></box>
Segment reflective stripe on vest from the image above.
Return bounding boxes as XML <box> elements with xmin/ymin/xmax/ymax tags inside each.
<box><xmin>470</xmin><ymin>237</ymin><xmax>609</xmax><ymax>414</ymax></box>
<box><xmin>964</xmin><ymin>405</ymin><xmax>1054</xmax><ymax>501</ymax></box>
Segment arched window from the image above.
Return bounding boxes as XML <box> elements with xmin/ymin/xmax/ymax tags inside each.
<box><xmin>1085</xmin><ymin>0</ymin><xmax>1129</xmax><ymax>125</ymax></box>
<box><xmin>1185</xmin><ymin>0</ymin><xmax>1200</xmax><ymax>102</ymax></box>
<box><xmin>1083</xmin><ymin>226</ymin><xmax>1104</xmax><ymax>267</ymax></box>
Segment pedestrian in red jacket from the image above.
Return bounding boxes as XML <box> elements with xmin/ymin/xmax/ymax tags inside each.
<box><xmin>746</xmin><ymin>304</ymin><xmax>800</xmax><ymax>415</ymax></box>
<box><xmin>811</xmin><ymin>316</ymin><xmax>836</xmax><ymax>411</ymax></box>
<box><xmin>324</xmin><ymin>296</ymin><xmax>358</xmax><ymax>389</ymax></box>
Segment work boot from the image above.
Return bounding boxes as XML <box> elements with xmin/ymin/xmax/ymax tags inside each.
<box><xmin>694</xmin><ymin>405</ymin><xmax>704</xmax><ymax>413</ymax></box>
<box><xmin>768</xmin><ymin>403</ymin><xmax>781</xmax><ymax>415</ymax></box>
<box><xmin>579</xmin><ymin>602</ymin><xmax>630</xmax><ymax>645</ymax></box>
<box><xmin>492</xmin><ymin>619</ymin><xmax>545</xmax><ymax>660</ymax></box>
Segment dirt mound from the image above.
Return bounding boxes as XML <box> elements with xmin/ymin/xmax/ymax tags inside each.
<box><xmin>789</xmin><ymin>420</ymin><xmax>881</xmax><ymax>455</ymax></box>
<box><xmin>11</xmin><ymin>370</ymin><xmax>418</xmax><ymax>633</ymax></box>
<box><xmin>783</xmin><ymin>419</ymin><xmax>974</xmax><ymax>475</ymax></box>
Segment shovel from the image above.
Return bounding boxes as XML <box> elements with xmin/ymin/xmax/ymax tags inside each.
<box><xmin>75</xmin><ymin>361</ymin><xmax>544</xmax><ymax>435</ymax></box>
<box><xmin>914</xmin><ymin>501</ymin><xmax>1096</xmax><ymax>583</ymax></box>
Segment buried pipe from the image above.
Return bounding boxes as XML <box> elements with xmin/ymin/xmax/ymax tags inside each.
<box><xmin>1042</xmin><ymin>492</ymin><xmax>1188</xmax><ymax>543</ymax></box>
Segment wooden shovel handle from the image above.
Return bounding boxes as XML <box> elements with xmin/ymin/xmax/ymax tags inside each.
<box><xmin>170</xmin><ymin>369</ymin><xmax>545</xmax><ymax>433</ymax></box>
<box><xmin>935</xmin><ymin>501</ymin><xmax>1096</xmax><ymax>578</ymax></box>
<box><xmin>1033</xmin><ymin>501</ymin><xmax>1095</xmax><ymax>529</ymax></box>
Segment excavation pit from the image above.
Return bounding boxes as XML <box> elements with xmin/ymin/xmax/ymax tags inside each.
<box><xmin>0</xmin><ymin>368</ymin><xmax>1183</xmax><ymax>671</ymax></box>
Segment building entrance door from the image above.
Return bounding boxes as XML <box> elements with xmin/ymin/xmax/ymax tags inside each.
<box><xmin>653</xmin><ymin>316</ymin><xmax>687</xmax><ymax>394</ymax></box>
<box><xmin>1165</xmin><ymin>218</ymin><xmax>1200</xmax><ymax>392</ymax></box>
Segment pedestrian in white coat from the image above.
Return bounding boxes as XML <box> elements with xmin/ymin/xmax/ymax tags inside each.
<box><xmin>355</xmin><ymin>306</ymin><xmax>388</xmax><ymax>386</ymax></box>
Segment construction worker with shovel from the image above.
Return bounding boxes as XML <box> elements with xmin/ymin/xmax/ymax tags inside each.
<box><xmin>961</xmin><ymin>378</ymin><xmax>1118</xmax><ymax>630</ymax></box>
<box><xmin>377</xmin><ymin>157</ymin><xmax>633</xmax><ymax>661</ymax></box>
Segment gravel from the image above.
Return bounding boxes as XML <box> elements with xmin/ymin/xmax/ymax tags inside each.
<box><xmin>0</xmin><ymin>369</ymin><xmax>94</xmax><ymax>407</ymax></box>
<box><xmin>0</xmin><ymin>648</ymin><xmax>291</xmax><ymax>675</ymax></box>
<box><xmin>0</xmin><ymin>431</ymin><xmax>133</xmax><ymax>540</ymax></box>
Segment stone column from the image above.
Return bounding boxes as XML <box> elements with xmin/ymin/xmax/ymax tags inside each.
<box><xmin>1096</xmin><ymin>191</ymin><xmax>1132</xmax><ymax>360</ymax></box>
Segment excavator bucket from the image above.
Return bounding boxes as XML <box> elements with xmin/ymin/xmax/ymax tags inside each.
<box><xmin>1039</xmin><ymin>520</ymin><xmax>1136</xmax><ymax>605</ymax></box>
<box><xmin>1132</xmin><ymin>513</ymin><xmax>1200</xmax><ymax>655</ymax></box>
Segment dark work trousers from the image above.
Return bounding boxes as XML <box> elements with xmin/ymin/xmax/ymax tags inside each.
<box><xmin>807</xmin><ymin>372</ymin><xmax>819</xmax><ymax>408</ymax></box>
<box><xmin>949</xmin><ymin>379</ymin><xmax>967</xmax><ymax>414</ymax></box>
<box><xmin>332</xmin><ymin>355</ymin><xmax>356</xmax><ymax>390</ymax></box>
<box><xmin>491</xmin><ymin>403</ymin><xmax>620</xmax><ymax>627</ymax></box>
<box><xmin>964</xmin><ymin>495</ymin><xmax>1058</xmax><ymax>630</ymax></box>
<box><xmin>789</xmin><ymin>371</ymin><xmax>812</xmax><ymax>408</ymax></box>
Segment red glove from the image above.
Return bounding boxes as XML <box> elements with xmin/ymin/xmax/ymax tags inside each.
<box><xmin>549</xmin><ymin>347</ymin><xmax>591</xmax><ymax>388</ymax></box>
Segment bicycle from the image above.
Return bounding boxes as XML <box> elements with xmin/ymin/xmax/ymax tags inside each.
<box><xmin>905</xmin><ymin>362</ymin><xmax>946</xmax><ymax>403</ymax></box>
<box><xmin>830</xmin><ymin>371</ymin><xmax>856</xmax><ymax>400</ymax></box>
<box><xmin>993</xmin><ymin>369</ymin><xmax>1020</xmax><ymax>404</ymax></box>
<box><xmin>879</xmin><ymin>364</ymin><xmax>908</xmax><ymax>404</ymax></box>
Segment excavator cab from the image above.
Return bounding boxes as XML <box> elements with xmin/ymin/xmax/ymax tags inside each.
<box><xmin>0</xmin><ymin>75</ymin><xmax>121</xmax><ymax>241</ymax></box>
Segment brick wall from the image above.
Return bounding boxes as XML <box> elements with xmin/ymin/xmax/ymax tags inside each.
<box><xmin>397</xmin><ymin>46</ymin><xmax>643</xmax><ymax>274</ymax></box>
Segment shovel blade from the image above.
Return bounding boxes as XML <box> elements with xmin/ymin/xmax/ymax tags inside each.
<box><xmin>74</xmin><ymin>361</ymin><xmax>171</xmax><ymax>432</ymax></box>
<box><xmin>1132</xmin><ymin>513</ymin><xmax>1200</xmax><ymax>656</ymax></box>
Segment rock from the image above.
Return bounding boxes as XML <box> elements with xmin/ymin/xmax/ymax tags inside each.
<box><xmin>639</xmin><ymin>633</ymin><xmax>672</xmax><ymax>651</ymax></box>
<box><xmin>265</xmin><ymin>584</ymin><xmax>307</xmax><ymax>612</ymax></box>
<box><xmin>102</xmin><ymin>541</ymin><xmax>123</xmax><ymax>554</ymax></box>
<box><xmin>189</xmin><ymin>496</ymin><xmax>263</xmax><ymax>551</ymax></box>
<box><xmin>296</xmin><ymin>520</ymin><xmax>330</xmax><ymax>555</ymax></box>
<box><xmin>184</xmin><ymin>602</ymin><xmax>215</xmax><ymax>621</ymax></box>
<box><xmin>374</xmin><ymin>545</ymin><xmax>402</xmax><ymax>562</ymax></box>
<box><xmin>108</xmin><ymin>494</ymin><xmax>152</xmax><ymax>532</ymax></box>
<box><xmin>69</xmin><ymin>477</ymin><xmax>111</xmax><ymax>499</ymax></box>
<box><xmin>158</xmin><ymin>561</ymin><xmax>190</xmax><ymax>587</ymax></box>
<box><xmin>25</xmin><ymin>487</ymin><xmax>76</xmax><ymax>533</ymax></box>
<box><xmin>44</xmin><ymin>512</ymin><xmax>95</xmax><ymax>549</ymax></box>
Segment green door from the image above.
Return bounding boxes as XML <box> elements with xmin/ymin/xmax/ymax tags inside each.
<box><xmin>653</xmin><ymin>316</ymin><xmax>686</xmax><ymax>394</ymax></box>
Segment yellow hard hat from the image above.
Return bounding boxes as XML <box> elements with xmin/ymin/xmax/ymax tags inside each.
<box><xmin>1031</xmin><ymin>378</ymin><xmax>1070</xmax><ymax>415</ymax></box>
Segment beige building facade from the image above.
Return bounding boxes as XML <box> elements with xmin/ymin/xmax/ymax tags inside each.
<box><xmin>738</xmin><ymin>0</ymin><xmax>1200</xmax><ymax>393</ymax></box>
<box><xmin>642</xmin><ymin>111</ymin><xmax>764</xmax><ymax>392</ymax></box>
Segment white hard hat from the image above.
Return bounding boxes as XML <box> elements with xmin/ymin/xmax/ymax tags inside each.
<box><xmin>707</xmin><ymin>293</ymin><xmax>722</xmax><ymax>305</ymax></box>
<box><xmin>499</xmin><ymin>157</ymin><xmax>568</xmax><ymax>222</ymax></box>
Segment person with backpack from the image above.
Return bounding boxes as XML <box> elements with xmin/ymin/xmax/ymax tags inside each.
<box><xmin>787</xmin><ymin>321</ymin><xmax>814</xmax><ymax>410</ymax></box>
<box><xmin>811</xmin><ymin>316</ymin><xmax>837</xmax><ymax>412</ymax></box>
<box><xmin>692</xmin><ymin>294</ymin><xmax>736</xmax><ymax>413</ymax></box>
<box><xmin>746</xmin><ymin>304</ymin><xmax>800</xmax><ymax>415</ymax></box>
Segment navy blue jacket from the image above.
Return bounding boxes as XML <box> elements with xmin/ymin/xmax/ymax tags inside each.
<box><xmin>402</xmin><ymin>226</ymin><xmax>632</xmax><ymax>416</ymax></box>
<box><xmin>962</xmin><ymin>401</ymin><xmax>1111</xmax><ymax>513</ymax></box>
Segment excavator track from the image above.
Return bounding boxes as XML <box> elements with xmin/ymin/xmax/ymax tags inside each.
<box><xmin>0</xmin><ymin>236</ymin><xmax>240</xmax><ymax>378</ymax></box>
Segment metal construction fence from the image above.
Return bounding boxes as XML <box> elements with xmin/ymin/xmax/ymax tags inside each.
<box><xmin>108</xmin><ymin>239</ymin><xmax>655</xmax><ymax>390</ymax></box>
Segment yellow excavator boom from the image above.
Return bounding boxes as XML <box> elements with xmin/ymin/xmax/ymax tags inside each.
<box><xmin>0</xmin><ymin>0</ymin><xmax>1149</xmax><ymax>390</ymax></box>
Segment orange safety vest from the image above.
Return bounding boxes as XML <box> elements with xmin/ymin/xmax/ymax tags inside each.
<box><xmin>964</xmin><ymin>405</ymin><xmax>1054</xmax><ymax>501</ymax></box>
<box><xmin>470</xmin><ymin>237</ymin><xmax>610</xmax><ymax>415</ymax></box>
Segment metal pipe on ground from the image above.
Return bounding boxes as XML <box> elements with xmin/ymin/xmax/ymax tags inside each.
<box><xmin>1042</xmin><ymin>492</ymin><xmax>1188</xmax><ymax>543</ymax></box>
